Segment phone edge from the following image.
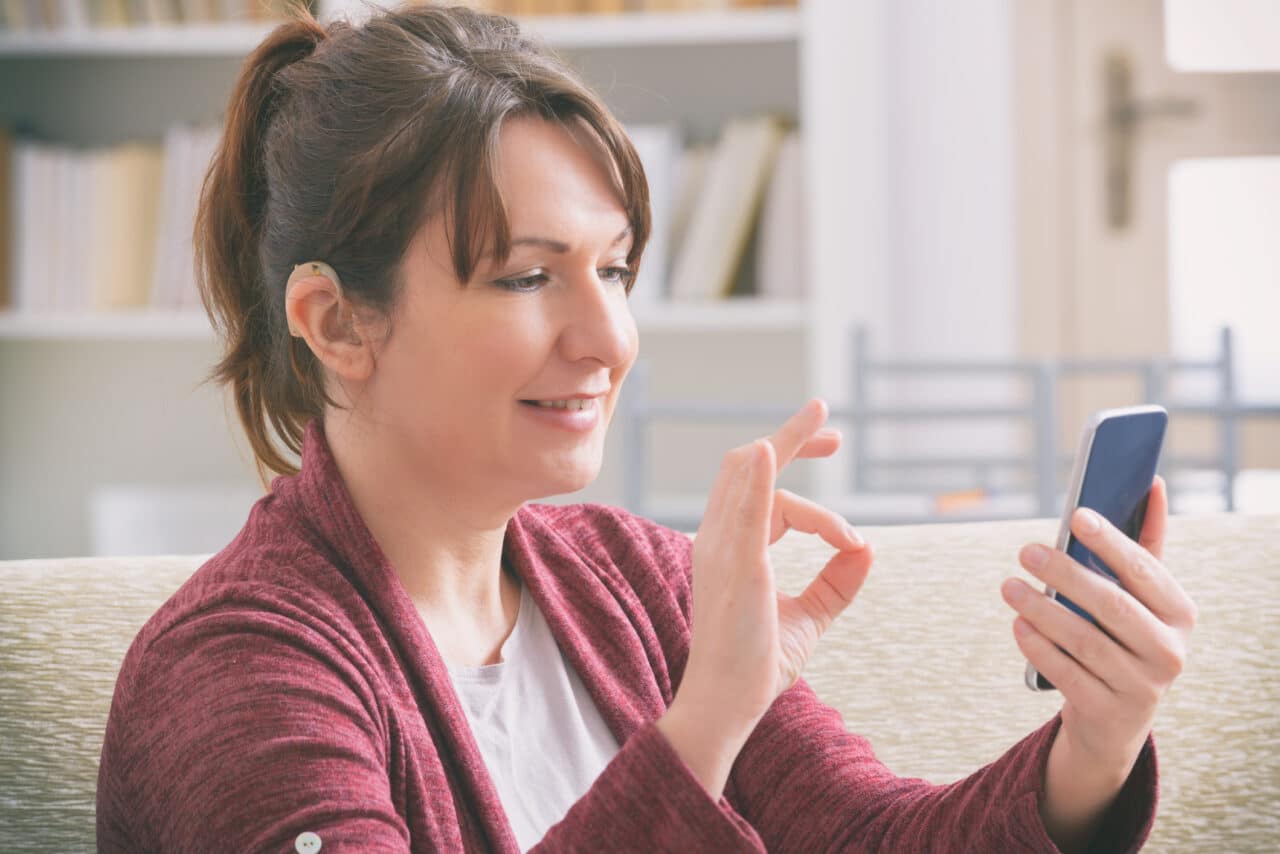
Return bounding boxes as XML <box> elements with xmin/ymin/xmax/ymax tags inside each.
<box><xmin>1023</xmin><ymin>412</ymin><xmax>1098</xmax><ymax>691</ymax></box>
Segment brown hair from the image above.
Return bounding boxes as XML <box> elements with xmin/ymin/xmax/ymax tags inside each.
<box><xmin>195</xmin><ymin>3</ymin><xmax>651</xmax><ymax>482</ymax></box>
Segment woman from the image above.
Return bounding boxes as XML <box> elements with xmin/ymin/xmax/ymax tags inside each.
<box><xmin>96</xmin><ymin>5</ymin><xmax>1196</xmax><ymax>852</ymax></box>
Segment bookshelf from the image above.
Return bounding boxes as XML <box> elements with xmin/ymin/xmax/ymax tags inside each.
<box><xmin>0</xmin><ymin>0</ymin><xmax>878</xmax><ymax>558</ymax></box>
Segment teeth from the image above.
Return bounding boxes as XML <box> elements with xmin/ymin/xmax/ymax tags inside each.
<box><xmin>534</xmin><ymin>398</ymin><xmax>593</xmax><ymax>411</ymax></box>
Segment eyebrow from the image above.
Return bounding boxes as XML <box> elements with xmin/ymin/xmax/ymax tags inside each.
<box><xmin>495</xmin><ymin>226</ymin><xmax>633</xmax><ymax>257</ymax></box>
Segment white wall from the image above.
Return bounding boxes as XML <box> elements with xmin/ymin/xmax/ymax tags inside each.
<box><xmin>885</xmin><ymin>0</ymin><xmax>1015</xmax><ymax>358</ymax></box>
<box><xmin>873</xmin><ymin>0</ymin><xmax>1021</xmax><ymax>467</ymax></box>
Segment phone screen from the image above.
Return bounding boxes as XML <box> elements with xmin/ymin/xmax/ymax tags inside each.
<box><xmin>1056</xmin><ymin>411</ymin><xmax>1167</xmax><ymax>623</ymax></box>
<box><xmin>1036</xmin><ymin>409</ymin><xmax>1167</xmax><ymax>690</ymax></box>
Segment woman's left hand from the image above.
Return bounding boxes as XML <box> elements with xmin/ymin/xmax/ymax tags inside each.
<box><xmin>1000</xmin><ymin>476</ymin><xmax>1197</xmax><ymax>842</ymax></box>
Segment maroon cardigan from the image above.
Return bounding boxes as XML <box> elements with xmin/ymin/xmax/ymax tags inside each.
<box><xmin>97</xmin><ymin>421</ymin><xmax>1157</xmax><ymax>852</ymax></box>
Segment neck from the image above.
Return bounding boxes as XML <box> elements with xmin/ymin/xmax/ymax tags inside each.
<box><xmin>323</xmin><ymin>412</ymin><xmax>521</xmax><ymax>628</ymax></box>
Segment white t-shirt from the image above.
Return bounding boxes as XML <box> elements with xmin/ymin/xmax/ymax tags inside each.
<box><xmin>446</xmin><ymin>582</ymin><xmax>621</xmax><ymax>852</ymax></box>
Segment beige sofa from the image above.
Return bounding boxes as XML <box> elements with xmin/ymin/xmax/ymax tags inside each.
<box><xmin>1</xmin><ymin>513</ymin><xmax>1275</xmax><ymax>851</ymax></box>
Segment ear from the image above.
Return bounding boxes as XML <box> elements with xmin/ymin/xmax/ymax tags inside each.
<box><xmin>284</xmin><ymin>274</ymin><xmax>376</xmax><ymax>381</ymax></box>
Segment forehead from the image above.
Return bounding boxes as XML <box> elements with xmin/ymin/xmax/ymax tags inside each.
<box><xmin>492</xmin><ymin>115</ymin><xmax>628</xmax><ymax>227</ymax></box>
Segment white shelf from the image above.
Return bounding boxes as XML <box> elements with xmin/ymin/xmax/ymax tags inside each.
<box><xmin>0</xmin><ymin>9</ymin><xmax>799</xmax><ymax>58</ymax></box>
<box><xmin>0</xmin><ymin>311</ymin><xmax>213</xmax><ymax>341</ymax></box>
<box><xmin>0</xmin><ymin>300</ymin><xmax>806</xmax><ymax>341</ymax></box>
<box><xmin>634</xmin><ymin>298</ymin><xmax>805</xmax><ymax>332</ymax></box>
<box><xmin>0</xmin><ymin>23</ymin><xmax>276</xmax><ymax>57</ymax></box>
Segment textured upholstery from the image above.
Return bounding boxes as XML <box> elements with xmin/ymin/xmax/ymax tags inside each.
<box><xmin>0</xmin><ymin>513</ymin><xmax>1275</xmax><ymax>852</ymax></box>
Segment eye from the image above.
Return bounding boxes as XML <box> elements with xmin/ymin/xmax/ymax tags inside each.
<box><xmin>600</xmin><ymin>266</ymin><xmax>637</xmax><ymax>291</ymax></box>
<box><xmin>494</xmin><ymin>272</ymin><xmax>549</xmax><ymax>293</ymax></box>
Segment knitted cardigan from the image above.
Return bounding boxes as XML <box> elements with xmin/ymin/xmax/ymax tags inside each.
<box><xmin>97</xmin><ymin>421</ymin><xmax>1157</xmax><ymax>852</ymax></box>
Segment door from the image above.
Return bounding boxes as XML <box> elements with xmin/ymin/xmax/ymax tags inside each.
<box><xmin>1015</xmin><ymin>0</ymin><xmax>1280</xmax><ymax>509</ymax></box>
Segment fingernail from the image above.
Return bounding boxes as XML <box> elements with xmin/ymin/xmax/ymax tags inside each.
<box><xmin>845</xmin><ymin>524</ymin><xmax>864</xmax><ymax>547</ymax></box>
<box><xmin>1014</xmin><ymin>618</ymin><xmax>1032</xmax><ymax>637</ymax></box>
<box><xmin>1023</xmin><ymin>543</ymin><xmax>1050</xmax><ymax>569</ymax></box>
<box><xmin>1002</xmin><ymin>579</ymin><xmax>1026</xmax><ymax>603</ymax></box>
<box><xmin>1076</xmin><ymin>507</ymin><xmax>1102</xmax><ymax>534</ymax></box>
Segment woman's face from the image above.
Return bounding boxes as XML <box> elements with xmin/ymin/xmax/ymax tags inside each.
<box><xmin>359</xmin><ymin>115</ymin><xmax>639</xmax><ymax>505</ymax></box>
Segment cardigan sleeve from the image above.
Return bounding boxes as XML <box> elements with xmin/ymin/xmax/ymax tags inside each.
<box><xmin>731</xmin><ymin>682</ymin><xmax>1158</xmax><ymax>853</ymax></box>
<box><xmin>531</xmin><ymin>721</ymin><xmax>765</xmax><ymax>852</ymax></box>
<box><xmin>97</xmin><ymin>605</ymin><xmax>413</xmax><ymax>853</ymax></box>
<box><xmin>581</xmin><ymin>506</ymin><xmax>1159</xmax><ymax>853</ymax></box>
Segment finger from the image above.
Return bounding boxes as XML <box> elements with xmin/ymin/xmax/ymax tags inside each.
<box><xmin>794</xmin><ymin>546</ymin><xmax>875</xmax><ymax>636</ymax></box>
<box><xmin>1012</xmin><ymin>617</ymin><xmax>1112</xmax><ymax>708</ymax></box>
<box><xmin>793</xmin><ymin>428</ymin><xmax>842</xmax><ymax>460</ymax></box>
<box><xmin>1137</xmin><ymin>476</ymin><xmax>1168</xmax><ymax>561</ymax></box>
<box><xmin>734</xmin><ymin>439</ymin><xmax>776</xmax><ymax>554</ymax></box>
<box><xmin>1070</xmin><ymin>507</ymin><xmax>1197</xmax><ymax>631</ymax></box>
<box><xmin>1001</xmin><ymin>578</ymin><xmax>1142</xmax><ymax>692</ymax></box>
<box><xmin>699</xmin><ymin>443</ymin><xmax>758</xmax><ymax>538</ymax></box>
<box><xmin>769</xmin><ymin>489</ymin><xmax>866</xmax><ymax>550</ymax></box>
<box><xmin>764</xmin><ymin>399</ymin><xmax>829</xmax><ymax>475</ymax></box>
<box><xmin>1019</xmin><ymin>543</ymin><xmax>1170</xmax><ymax>658</ymax></box>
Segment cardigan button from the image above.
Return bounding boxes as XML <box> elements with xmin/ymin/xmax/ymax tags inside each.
<box><xmin>295</xmin><ymin>831</ymin><xmax>322</xmax><ymax>853</ymax></box>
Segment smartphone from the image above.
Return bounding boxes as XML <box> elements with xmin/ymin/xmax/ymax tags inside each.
<box><xmin>1025</xmin><ymin>405</ymin><xmax>1168</xmax><ymax>692</ymax></box>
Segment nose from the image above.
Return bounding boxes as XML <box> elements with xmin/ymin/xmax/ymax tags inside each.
<box><xmin>558</xmin><ymin>271</ymin><xmax>636</xmax><ymax>369</ymax></box>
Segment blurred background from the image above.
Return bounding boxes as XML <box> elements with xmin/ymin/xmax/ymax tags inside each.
<box><xmin>0</xmin><ymin>0</ymin><xmax>1276</xmax><ymax>558</ymax></box>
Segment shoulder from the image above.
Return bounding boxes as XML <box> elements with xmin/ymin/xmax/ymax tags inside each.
<box><xmin>102</xmin><ymin>546</ymin><xmax>389</xmax><ymax>814</ymax></box>
<box><xmin>114</xmin><ymin>497</ymin><xmax>378</xmax><ymax>717</ymax></box>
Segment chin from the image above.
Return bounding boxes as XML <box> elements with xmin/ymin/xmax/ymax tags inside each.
<box><xmin>530</xmin><ymin>458</ymin><xmax>601</xmax><ymax>499</ymax></box>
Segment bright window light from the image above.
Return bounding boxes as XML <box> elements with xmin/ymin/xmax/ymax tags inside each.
<box><xmin>1165</xmin><ymin>0</ymin><xmax>1280</xmax><ymax>72</ymax></box>
<box><xmin>1168</xmin><ymin>156</ymin><xmax>1280</xmax><ymax>403</ymax></box>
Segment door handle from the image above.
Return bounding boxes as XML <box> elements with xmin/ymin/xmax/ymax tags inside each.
<box><xmin>1105</xmin><ymin>51</ymin><xmax>1199</xmax><ymax>230</ymax></box>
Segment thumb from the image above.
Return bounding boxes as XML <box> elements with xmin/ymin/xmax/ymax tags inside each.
<box><xmin>794</xmin><ymin>544</ymin><xmax>874</xmax><ymax>637</ymax></box>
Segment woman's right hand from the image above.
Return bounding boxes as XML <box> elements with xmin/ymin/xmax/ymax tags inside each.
<box><xmin>656</xmin><ymin>399</ymin><xmax>874</xmax><ymax>798</ymax></box>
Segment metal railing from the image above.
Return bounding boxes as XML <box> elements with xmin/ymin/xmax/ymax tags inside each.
<box><xmin>621</xmin><ymin>326</ymin><xmax>1279</xmax><ymax>527</ymax></box>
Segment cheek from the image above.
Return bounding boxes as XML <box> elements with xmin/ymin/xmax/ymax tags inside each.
<box><xmin>451</xmin><ymin>313</ymin><xmax>551</xmax><ymax>396</ymax></box>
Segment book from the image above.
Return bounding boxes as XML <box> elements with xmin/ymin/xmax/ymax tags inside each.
<box><xmin>21</xmin><ymin>142</ymin><xmax>50</xmax><ymax>310</ymax></box>
<box><xmin>152</xmin><ymin>123</ymin><xmax>220</xmax><ymax>310</ymax></box>
<box><xmin>1</xmin><ymin>1</ymin><xmax>29</xmax><ymax>30</ymax></box>
<box><xmin>665</xmin><ymin>114</ymin><xmax>784</xmax><ymax>301</ymax></box>
<box><xmin>622</xmin><ymin>122</ymin><xmax>681</xmax><ymax>307</ymax></box>
<box><xmin>143</xmin><ymin>0</ymin><xmax>179</xmax><ymax>24</ymax></box>
<box><xmin>67</xmin><ymin>148</ymin><xmax>95</xmax><ymax>309</ymax></box>
<box><xmin>581</xmin><ymin>0</ymin><xmax>625</xmax><ymax>12</ymax></box>
<box><xmin>666</xmin><ymin>142</ymin><xmax>709</xmax><ymax>270</ymax></box>
<box><xmin>48</xmin><ymin>145</ymin><xmax>70</xmax><ymax>309</ymax></box>
<box><xmin>176</xmin><ymin>0</ymin><xmax>215</xmax><ymax>23</ymax></box>
<box><xmin>0</xmin><ymin>127</ymin><xmax>9</xmax><ymax>308</ymax></box>
<box><xmin>99</xmin><ymin>0</ymin><xmax>131</xmax><ymax>27</ymax></box>
<box><xmin>88</xmin><ymin>143</ymin><xmax>163</xmax><ymax>309</ymax></box>
<box><xmin>753</xmin><ymin>129</ymin><xmax>804</xmax><ymax>301</ymax></box>
<box><xmin>57</xmin><ymin>0</ymin><xmax>88</xmax><ymax>28</ymax></box>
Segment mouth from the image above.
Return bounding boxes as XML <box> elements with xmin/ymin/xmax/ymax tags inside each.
<box><xmin>517</xmin><ymin>394</ymin><xmax>606</xmax><ymax>433</ymax></box>
<box><xmin>519</xmin><ymin>398</ymin><xmax>598</xmax><ymax>411</ymax></box>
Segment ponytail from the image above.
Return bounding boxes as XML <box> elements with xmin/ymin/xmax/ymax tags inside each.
<box><xmin>194</xmin><ymin>10</ymin><xmax>327</xmax><ymax>483</ymax></box>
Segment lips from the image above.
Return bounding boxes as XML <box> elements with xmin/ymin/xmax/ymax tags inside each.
<box><xmin>521</xmin><ymin>398</ymin><xmax>596</xmax><ymax>411</ymax></box>
<box><xmin>520</xmin><ymin>391</ymin><xmax>608</xmax><ymax>401</ymax></box>
<box><xmin>517</xmin><ymin>394</ymin><xmax>603</xmax><ymax>434</ymax></box>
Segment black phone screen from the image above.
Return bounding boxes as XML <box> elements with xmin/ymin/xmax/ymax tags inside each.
<box><xmin>1038</xmin><ymin>409</ymin><xmax>1167</xmax><ymax>689</ymax></box>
